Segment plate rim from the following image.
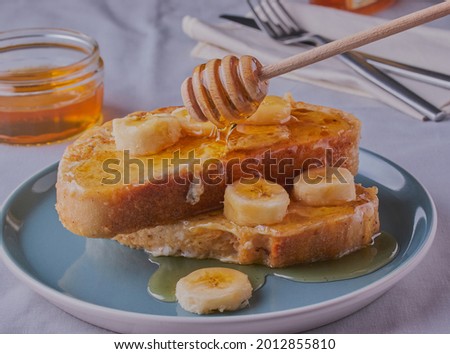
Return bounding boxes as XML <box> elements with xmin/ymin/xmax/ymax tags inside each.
<box><xmin>0</xmin><ymin>148</ymin><xmax>438</xmax><ymax>327</ymax></box>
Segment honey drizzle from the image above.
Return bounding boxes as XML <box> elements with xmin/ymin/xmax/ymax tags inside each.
<box><xmin>72</xmin><ymin>106</ymin><xmax>352</xmax><ymax>189</ymax></box>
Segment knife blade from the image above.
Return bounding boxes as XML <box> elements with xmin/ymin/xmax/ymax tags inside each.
<box><xmin>220</xmin><ymin>14</ymin><xmax>259</xmax><ymax>30</ymax></box>
<box><xmin>219</xmin><ymin>14</ymin><xmax>450</xmax><ymax>89</ymax></box>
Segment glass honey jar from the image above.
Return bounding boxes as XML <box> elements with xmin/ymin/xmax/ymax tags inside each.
<box><xmin>310</xmin><ymin>0</ymin><xmax>396</xmax><ymax>14</ymax></box>
<box><xmin>0</xmin><ymin>28</ymin><xmax>104</xmax><ymax>144</ymax></box>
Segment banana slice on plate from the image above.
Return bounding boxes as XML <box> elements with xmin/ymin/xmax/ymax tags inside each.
<box><xmin>112</xmin><ymin>112</ymin><xmax>182</xmax><ymax>156</ymax></box>
<box><xmin>293</xmin><ymin>166</ymin><xmax>356</xmax><ymax>206</ymax></box>
<box><xmin>224</xmin><ymin>177</ymin><xmax>290</xmax><ymax>226</ymax></box>
<box><xmin>175</xmin><ymin>267</ymin><xmax>253</xmax><ymax>315</ymax></box>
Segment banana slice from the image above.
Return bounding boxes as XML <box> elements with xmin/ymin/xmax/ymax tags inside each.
<box><xmin>172</xmin><ymin>107</ymin><xmax>217</xmax><ymax>137</ymax></box>
<box><xmin>112</xmin><ymin>112</ymin><xmax>182</xmax><ymax>155</ymax></box>
<box><xmin>175</xmin><ymin>267</ymin><xmax>252</xmax><ymax>314</ymax></box>
<box><xmin>293</xmin><ymin>166</ymin><xmax>356</xmax><ymax>206</ymax></box>
<box><xmin>224</xmin><ymin>177</ymin><xmax>290</xmax><ymax>226</ymax></box>
<box><xmin>245</xmin><ymin>95</ymin><xmax>291</xmax><ymax>125</ymax></box>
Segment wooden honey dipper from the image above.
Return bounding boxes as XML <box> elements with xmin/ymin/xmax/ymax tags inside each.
<box><xmin>181</xmin><ymin>2</ymin><xmax>450</xmax><ymax>127</ymax></box>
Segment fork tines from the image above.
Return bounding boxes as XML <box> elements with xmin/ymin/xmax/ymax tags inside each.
<box><xmin>247</xmin><ymin>0</ymin><xmax>304</xmax><ymax>39</ymax></box>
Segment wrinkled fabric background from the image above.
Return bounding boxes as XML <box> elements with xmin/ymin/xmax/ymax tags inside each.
<box><xmin>0</xmin><ymin>0</ymin><xmax>449</xmax><ymax>333</ymax></box>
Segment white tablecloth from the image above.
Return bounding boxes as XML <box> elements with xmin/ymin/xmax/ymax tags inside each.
<box><xmin>0</xmin><ymin>0</ymin><xmax>449</xmax><ymax>333</ymax></box>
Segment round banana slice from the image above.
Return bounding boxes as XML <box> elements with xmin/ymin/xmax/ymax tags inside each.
<box><xmin>245</xmin><ymin>95</ymin><xmax>291</xmax><ymax>125</ymax></box>
<box><xmin>112</xmin><ymin>112</ymin><xmax>182</xmax><ymax>156</ymax></box>
<box><xmin>224</xmin><ymin>177</ymin><xmax>290</xmax><ymax>226</ymax></box>
<box><xmin>293</xmin><ymin>166</ymin><xmax>356</xmax><ymax>206</ymax></box>
<box><xmin>175</xmin><ymin>267</ymin><xmax>252</xmax><ymax>315</ymax></box>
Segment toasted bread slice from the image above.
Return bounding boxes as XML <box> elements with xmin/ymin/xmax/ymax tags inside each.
<box><xmin>114</xmin><ymin>185</ymin><xmax>379</xmax><ymax>268</ymax></box>
<box><xmin>56</xmin><ymin>101</ymin><xmax>361</xmax><ymax>238</ymax></box>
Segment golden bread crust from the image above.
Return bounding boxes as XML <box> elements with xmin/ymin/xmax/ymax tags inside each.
<box><xmin>56</xmin><ymin>102</ymin><xmax>361</xmax><ymax>238</ymax></box>
<box><xmin>115</xmin><ymin>185</ymin><xmax>379</xmax><ymax>268</ymax></box>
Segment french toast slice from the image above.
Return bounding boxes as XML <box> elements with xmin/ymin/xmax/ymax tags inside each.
<box><xmin>114</xmin><ymin>185</ymin><xmax>379</xmax><ymax>268</ymax></box>
<box><xmin>56</xmin><ymin>101</ymin><xmax>361</xmax><ymax>238</ymax></box>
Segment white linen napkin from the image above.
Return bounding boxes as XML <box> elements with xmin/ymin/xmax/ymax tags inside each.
<box><xmin>182</xmin><ymin>1</ymin><xmax>450</xmax><ymax>120</ymax></box>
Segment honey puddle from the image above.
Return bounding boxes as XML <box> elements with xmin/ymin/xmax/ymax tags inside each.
<box><xmin>147</xmin><ymin>232</ymin><xmax>398</xmax><ymax>302</ymax></box>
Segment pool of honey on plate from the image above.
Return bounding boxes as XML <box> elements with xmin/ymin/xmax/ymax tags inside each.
<box><xmin>0</xmin><ymin>66</ymin><xmax>103</xmax><ymax>144</ymax></box>
<box><xmin>148</xmin><ymin>232</ymin><xmax>398</xmax><ymax>302</ymax></box>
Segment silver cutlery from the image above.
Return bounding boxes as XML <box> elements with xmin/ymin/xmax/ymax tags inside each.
<box><xmin>363</xmin><ymin>53</ymin><xmax>450</xmax><ymax>90</ymax></box>
<box><xmin>242</xmin><ymin>0</ymin><xmax>449</xmax><ymax>121</ymax></box>
<box><xmin>219</xmin><ymin>14</ymin><xmax>450</xmax><ymax>90</ymax></box>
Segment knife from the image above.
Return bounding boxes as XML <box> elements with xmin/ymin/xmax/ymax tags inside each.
<box><xmin>220</xmin><ymin>14</ymin><xmax>450</xmax><ymax>89</ymax></box>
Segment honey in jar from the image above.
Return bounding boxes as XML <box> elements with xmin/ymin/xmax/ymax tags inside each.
<box><xmin>310</xmin><ymin>0</ymin><xmax>396</xmax><ymax>14</ymax></box>
<box><xmin>0</xmin><ymin>28</ymin><xmax>104</xmax><ymax>144</ymax></box>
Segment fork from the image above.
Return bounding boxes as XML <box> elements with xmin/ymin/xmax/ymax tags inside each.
<box><xmin>247</xmin><ymin>0</ymin><xmax>448</xmax><ymax>121</ymax></box>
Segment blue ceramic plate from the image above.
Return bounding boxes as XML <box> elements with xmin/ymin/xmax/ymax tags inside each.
<box><xmin>0</xmin><ymin>149</ymin><xmax>436</xmax><ymax>333</ymax></box>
